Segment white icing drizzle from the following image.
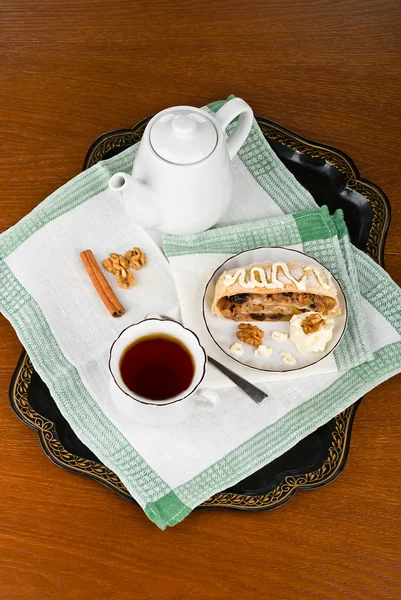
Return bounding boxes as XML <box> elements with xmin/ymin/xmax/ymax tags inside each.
<box><xmin>304</xmin><ymin>266</ymin><xmax>332</xmax><ymax>289</ymax></box>
<box><xmin>222</xmin><ymin>262</ymin><xmax>316</xmax><ymax>291</ymax></box>
<box><xmin>222</xmin><ymin>266</ymin><xmax>279</xmax><ymax>289</ymax></box>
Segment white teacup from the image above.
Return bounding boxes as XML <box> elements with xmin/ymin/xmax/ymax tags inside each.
<box><xmin>108</xmin><ymin>318</ymin><xmax>219</xmax><ymax>426</ymax></box>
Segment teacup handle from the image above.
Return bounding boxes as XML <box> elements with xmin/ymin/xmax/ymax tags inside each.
<box><xmin>214</xmin><ymin>97</ymin><xmax>254</xmax><ymax>160</ymax></box>
<box><xmin>195</xmin><ymin>389</ymin><xmax>220</xmax><ymax>412</ymax></box>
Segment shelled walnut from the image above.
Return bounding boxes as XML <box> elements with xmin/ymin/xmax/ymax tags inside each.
<box><xmin>301</xmin><ymin>313</ymin><xmax>325</xmax><ymax>335</ymax></box>
<box><xmin>125</xmin><ymin>247</ymin><xmax>146</xmax><ymax>270</ymax></box>
<box><xmin>236</xmin><ymin>323</ymin><xmax>264</xmax><ymax>347</ymax></box>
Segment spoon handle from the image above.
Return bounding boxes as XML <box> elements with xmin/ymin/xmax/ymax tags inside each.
<box><xmin>207</xmin><ymin>356</ymin><xmax>267</xmax><ymax>405</ymax></box>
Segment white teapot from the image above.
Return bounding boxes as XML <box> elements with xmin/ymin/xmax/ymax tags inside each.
<box><xmin>108</xmin><ymin>98</ymin><xmax>253</xmax><ymax>235</ymax></box>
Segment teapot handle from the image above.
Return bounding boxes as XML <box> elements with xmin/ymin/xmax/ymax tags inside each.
<box><xmin>214</xmin><ymin>98</ymin><xmax>253</xmax><ymax>160</ymax></box>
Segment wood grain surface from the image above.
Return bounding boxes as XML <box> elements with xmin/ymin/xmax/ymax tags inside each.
<box><xmin>1</xmin><ymin>1</ymin><xmax>401</xmax><ymax>598</ymax></box>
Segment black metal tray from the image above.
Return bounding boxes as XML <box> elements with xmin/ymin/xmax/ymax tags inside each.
<box><xmin>9</xmin><ymin>115</ymin><xmax>390</xmax><ymax>512</ymax></box>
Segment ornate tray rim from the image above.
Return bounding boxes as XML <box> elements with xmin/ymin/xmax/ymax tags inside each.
<box><xmin>9</xmin><ymin>115</ymin><xmax>391</xmax><ymax>511</ymax></box>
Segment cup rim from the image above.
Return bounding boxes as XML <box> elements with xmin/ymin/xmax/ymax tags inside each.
<box><xmin>108</xmin><ymin>318</ymin><xmax>207</xmax><ymax>406</ymax></box>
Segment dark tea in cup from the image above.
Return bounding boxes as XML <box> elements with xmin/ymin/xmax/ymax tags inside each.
<box><xmin>119</xmin><ymin>334</ymin><xmax>195</xmax><ymax>401</ymax></box>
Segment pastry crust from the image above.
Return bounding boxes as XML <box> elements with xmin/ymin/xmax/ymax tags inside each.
<box><xmin>212</xmin><ymin>261</ymin><xmax>340</xmax><ymax>322</ymax></box>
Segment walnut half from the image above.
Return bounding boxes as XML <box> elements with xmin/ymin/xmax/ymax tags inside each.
<box><xmin>125</xmin><ymin>247</ymin><xmax>146</xmax><ymax>270</ymax></box>
<box><xmin>301</xmin><ymin>313</ymin><xmax>325</xmax><ymax>335</ymax></box>
<box><xmin>236</xmin><ymin>323</ymin><xmax>265</xmax><ymax>347</ymax></box>
<box><xmin>103</xmin><ymin>253</ymin><xmax>135</xmax><ymax>289</ymax></box>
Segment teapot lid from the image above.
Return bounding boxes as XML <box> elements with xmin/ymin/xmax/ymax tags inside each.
<box><xmin>150</xmin><ymin>108</ymin><xmax>217</xmax><ymax>165</ymax></box>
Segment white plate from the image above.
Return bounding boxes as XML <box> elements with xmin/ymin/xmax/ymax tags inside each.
<box><xmin>202</xmin><ymin>247</ymin><xmax>348</xmax><ymax>373</ymax></box>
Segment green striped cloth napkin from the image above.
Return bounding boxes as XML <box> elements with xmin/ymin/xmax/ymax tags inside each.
<box><xmin>163</xmin><ymin>207</ymin><xmax>374</xmax><ymax>383</ymax></box>
<box><xmin>1</xmin><ymin>97</ymin><xmax>400</xmax><ymax>530</ymax></box>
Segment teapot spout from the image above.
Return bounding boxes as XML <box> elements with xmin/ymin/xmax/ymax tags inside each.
<box><xmin>108</xmin><ymin>172</ymin><xmax>161</xmax><ymax>229</ymax></box>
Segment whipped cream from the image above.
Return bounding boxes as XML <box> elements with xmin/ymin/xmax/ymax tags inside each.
<box><xmin>290</xmin><ymin>312</ymin><xmax>334</xmax><ymax>354</ymax></box>
<box><xmin>271</xmin><ymin>330</ymin><xmax>288</xmax><ymax>341</ymax></box>
<box><xmin>254</xmin><ymin>345</ymin><xmax>273</xmax><ymax>358</ymax></box>
<box><xmin>280</xmin><ymin>352</ymin><xmax>297</xmax><ymax>366</ymax></box>
<box><xmin>229</xmin><ymin>342</ymin><xmax>244</xmax><ymax>357</ymax></box>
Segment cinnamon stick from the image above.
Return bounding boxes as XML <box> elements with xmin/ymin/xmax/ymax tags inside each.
<box><xmin>80</xmin><ymin>249</ymin><xmax>125</xmax><ymax>318</ymax></box>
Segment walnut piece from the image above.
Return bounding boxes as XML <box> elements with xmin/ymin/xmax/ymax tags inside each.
<box><xmin>301</xmin><ymin>313</ymin><xmax>325</xmax><ymax>335</ymax></box>
<box><xmin>125</xmin><ymin>247</ymin><xmax>146</xmax><ymax>270</ymax></box>
<box><xmin>103</xmin><ymin>253</ymin><xmax>136</xmax><ymax>289</ymax></box>
<box><xmin>236</xmin><ymin>323</ymin><xmax>265</xmax><ymax>347</ymax></box>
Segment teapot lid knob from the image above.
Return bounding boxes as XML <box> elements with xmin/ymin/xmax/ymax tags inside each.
<box><xmin>171</xmin><ymin>114</ymin><xmax>197</xmax><ymax>136</ymax></box>
<box><xmin>150</xmin><ymin>107</ymin><xmax>217</xmax><ymax>165</ymax></box>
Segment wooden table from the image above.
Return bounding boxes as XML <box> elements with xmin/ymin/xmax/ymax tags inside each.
<box><xmin>1</xmin><ymin>1</ymin><xmax>400</xmax><ymax>598</ymax></box>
